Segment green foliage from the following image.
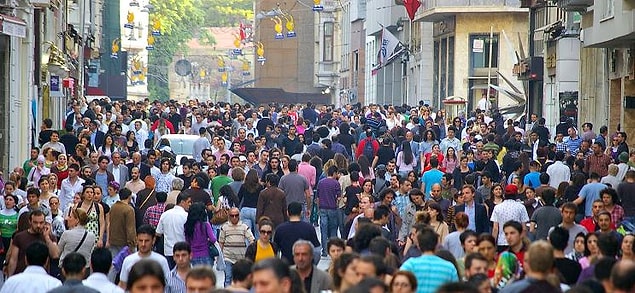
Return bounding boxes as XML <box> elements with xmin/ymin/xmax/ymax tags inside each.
<box><xmin>200</xmin><ymin>0</ymin><xmax>254</xmax><ymax>27</ymax></box>
<box><xmin>147</xmin><ymin>0</ymin><xmax>204</xmax><ymax>101</ymax></box>
<box><xmin>199</xmin><ymin>29</ymin><xmax>217</xmax><ymax>46</ymax></box>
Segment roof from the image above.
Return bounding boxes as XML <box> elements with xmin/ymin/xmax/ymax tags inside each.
<box><xmin>230</xmin><ymin>88</ymin><xmax>328</xmax><ymax>106</ymax></box>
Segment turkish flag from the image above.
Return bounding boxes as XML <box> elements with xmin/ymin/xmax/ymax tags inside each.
<box><xmin>403</xmin><ymin>0</ymin><xmax>421</xmax><ymax>21</ymax></box>
<box><xmin>239</xmin><ymin>22</ymin><xmax>246</xmax><ymax>41</ymax></box>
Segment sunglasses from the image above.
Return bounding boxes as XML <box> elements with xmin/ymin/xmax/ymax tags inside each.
<box><xmin>229</xmin><ymin>214</ymin><xmax>239</xmax><ymax>218</ymax></box>
<box><xmin>260</xmin><ymin>230</ymin><xmax>272</xmax><ymax>235</ymax></box>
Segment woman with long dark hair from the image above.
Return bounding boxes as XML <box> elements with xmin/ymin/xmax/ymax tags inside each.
<box><xmin>99</xmin><ymin>134</ymin><xmax>117</xmax><ymax>158</ymax></box>
<box><xmin>357</xmin><ymin>155</ymin><xmax>374</xmax><ymax>182</ymax></box>
<box><xmin>238</xmin><ymin>169</ymin><xmax>263</xmax><ymax>237</ymax></box>
<box><xmin>427</xmin><ymin>201</ymin><xmax>449</xmax><ymax>243</ymax></box>
<box><xmin>420</xmin><ymin>130</ymin><xmax>439</xmax><ymax>156</ymax></box>
<box><xmin>125</xmin><ymin>130</ymin><xmax>139</xmax><ymax>154</ymax></box>
<box><xmin>396</xmin><ymin>141</ymin><xmax>415</xmax><ymax>178</ymax></box>
<box><xmin>184</xmin><ymin>202</ymin><xmax>217</xmax><ymax>266</ymax></box>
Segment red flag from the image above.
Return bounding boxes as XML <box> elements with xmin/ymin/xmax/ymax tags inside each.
<box><xmin>403</xmin><ymin>0</ymin><xmax>421</xmax><ymax>21</ymax></box>
<box><xmin>239</xmin><ymin>22</ymin><xmax>246</xmax><ymax>41</ymax></box>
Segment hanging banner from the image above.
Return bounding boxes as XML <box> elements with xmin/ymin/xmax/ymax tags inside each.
<box><xmin>50</xmin><ymin>75</ymin><xmax>64</xmax><ymax>97</ymax></box>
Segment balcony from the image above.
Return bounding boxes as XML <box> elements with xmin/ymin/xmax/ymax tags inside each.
<box><xmin>555</xmin><ymin>0</ymin><xmax>593</xmax><ymax>11</ymax></box>
<box><xmin>417</xmin><ymin>0</ymin><xmax>526</xmax><ymax>22</ymax></box>
<box><xmin>583</xmin><ymin>7</ymin><xmax>635</xmax><ymax>48</ymax></box>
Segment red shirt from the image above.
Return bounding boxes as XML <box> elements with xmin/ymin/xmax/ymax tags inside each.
<box><xmin>580</xmin><ymin>217</ymin><xmax>616</xmax><ymax>232</ymax></box>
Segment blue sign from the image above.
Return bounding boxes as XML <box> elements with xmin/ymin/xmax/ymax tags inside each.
<box><xmin>50</xmin><ymin>75</ymin><xmax>60</xmax><ymax>92</ymax></box>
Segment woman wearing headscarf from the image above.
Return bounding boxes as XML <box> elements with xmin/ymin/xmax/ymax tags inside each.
<box><xmin>27</xmin><ymin>155</ymin><xmax>50</xmax><ymax>188</ymax></box>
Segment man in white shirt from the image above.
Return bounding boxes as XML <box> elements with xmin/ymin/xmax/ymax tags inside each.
<box><xmin>59</xmin><ymin>163</ymin><xmax>85</xmax><ymax>211</ymax></box>
<box><xmin>0</xmin><ymin>241</ymin><xmax>62</xmax><ymax>293</ymax></box>
<box><xmin>133</xmin><ymin>120</ymin><xmax>149</xmax><ymax>151</ymax></box>
<box><xmin>119</xmin><ymin>225</ymin><xmax>171</xmax><ymax>289</ymax></box>
<box><xmin>477</xmin><ymin>94</ymin><xmax>491</xmax><ymax>112</ymax></box>
<box><xmin>84</xmin><ymin>248</ymin><xmax>125</xmax><ymax>293</ymax></box>
<box><xmin>546</xmin><ymin>151</ymin><xmax>571</xmax><ymax>188</ymax></box>
<box><xmin>156</xmin><ymin>192</ymin><xmax>191</xmax><ymax>269</ymax></box>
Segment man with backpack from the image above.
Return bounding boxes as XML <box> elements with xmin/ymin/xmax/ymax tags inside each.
<box><xmin>356</xmin><ymin>128</ymin><xmax>379</xmax><ymax>160</ymax></box>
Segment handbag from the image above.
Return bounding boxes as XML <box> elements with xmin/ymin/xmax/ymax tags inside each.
<box><xmin>211</xmin><ymin>207</ymin><xmax>229</xmax><ymax>225</ymax></box>
<box><xmin>211</xmin><ymin>196</ymin><xmax>230</xmax><ymax>225</ymax></box>
<box><xmin>205</xmin><ymin>222</ymin><xmax>219</xmax><ymax>257</ymax></box>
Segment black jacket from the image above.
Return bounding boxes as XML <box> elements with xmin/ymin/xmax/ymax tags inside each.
<box><xmin>454</xmin><ymin>202</ymin><xmax>490</xmax><ymax>234</ymax></box>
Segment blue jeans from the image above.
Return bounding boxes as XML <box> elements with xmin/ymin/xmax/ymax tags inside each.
<box><xmin>191</xmin><ymin>256</ymin><xmax>212</xmax><ymax>267</ymax></box>
<box><xmin>319</xmin><ymin>209</ymin><xmax>340</xmax><ymax>255</ymax></box>
<box><xmin>224</xmin><ymin>261</ymin><xmax>233</xmax><ymax>287</ymax></box>
<box><xmin>337</xmin><ymin>209</ymin><xmax>346</xmax><ymax>238</ymax></box>
<box><xmin>240</xmin><ymin>207</ymin><xmax>258</xmax><ymax>238</ymax></box>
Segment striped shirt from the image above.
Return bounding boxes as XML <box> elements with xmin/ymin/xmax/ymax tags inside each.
<box><xmin>219</xmin><ymin>221</ymin><xmax>255</xmax><ymax>263</ymax></box>
<box><xmin>400</xmin><ymin>254</ymin><xmax>459</xmax><ymax>293</ymax></box>
<box><xmin>166</xmin><ymin>267</ymin><xmax>186</xmax><ymax>293</ymax></box>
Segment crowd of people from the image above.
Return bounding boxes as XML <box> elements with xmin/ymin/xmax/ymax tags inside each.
<box><xmin>0</xmin><ymin>97</ymin><xmax>634</xmax><ymax>292</ymax></box>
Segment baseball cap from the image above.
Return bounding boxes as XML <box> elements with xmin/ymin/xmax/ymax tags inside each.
<box><xmin>505</xmin><ymin>184</ymin><xmax>518</xmax><ymax>195</ymax></box>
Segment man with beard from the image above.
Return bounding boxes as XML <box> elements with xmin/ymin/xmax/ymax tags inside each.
<box><xmin>125</xmin><ymin>167</ymin><xmax>146</xmax><ymax>196</ymax></box>
<box><xmin>8</xmin><ymin>210</ymin><xmax>59</xmax><ymax>276</ymax></box>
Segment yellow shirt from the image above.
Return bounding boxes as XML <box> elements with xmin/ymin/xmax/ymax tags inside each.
<box><xmin>254</xmin><ymin>241</ymin><xmax>275</xmax><ymax>262</ymax></box>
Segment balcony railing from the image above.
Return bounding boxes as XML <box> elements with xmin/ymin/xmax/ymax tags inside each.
<box><xmin>422</xmin><ymin>0</ymin><xmax>522</xmax><ymax>9</ymax></box>
<box><xmin>417</xmin><ymin>0</ymin><xmax>525</xmax><ymax>21</ymax></box>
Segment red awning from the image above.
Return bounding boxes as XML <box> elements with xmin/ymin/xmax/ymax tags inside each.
<box><xmin>0</xmin><ymin>14</ymin><xmax>27</xmax><ymax>38</ymax></box>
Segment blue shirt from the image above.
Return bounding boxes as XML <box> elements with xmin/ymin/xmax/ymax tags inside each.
<box><xmin>422</xmin><ymin>169</ymin><xmax>444</xmax><ymax>198</ymax></box>
<box><xmin>393</xmin><ymin>194</ymin><xmax>410</xmax><ymax>217</ymax></box>
<box><xmin>566</xmin><ymin>136</ymin><xmax>582</xmax><ymax>154</ymax></box>
<box><xmin>523</xmin><ymin>171</ymin><xmax>541</xmax><ymax>188</ymax></box>
<box><xmin>580</xmin><ymin>182</ymin><xmax>608</xmax><ymax>216</ymax></box>
<box><xmin>465</xmin><ymin>201</ymin><xmax>476</xmax><ymax>231</ymax></box>
<box><xmin>401</xmin><ymin>254</ymin><xmax>459</xmax><ymax>293</ymax></box>
<box><xmin>94</xmin><ymin>172</ymin><xmax>108</xmax><ymax>195</ymax></box>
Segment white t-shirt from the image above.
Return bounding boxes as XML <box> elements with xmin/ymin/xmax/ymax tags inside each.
<box><xmin>119</xmin><ymin>252</ymin><xmax>170</xmax><ymax>284</ymax></box>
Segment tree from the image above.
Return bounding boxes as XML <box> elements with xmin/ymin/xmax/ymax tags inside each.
<box><xmin>147</xmin><ymin>0</ymin><xmax>204</xmax><ymax>101</ymax></box>
<box><xmin>200</xmin><ymin>0</ymin><xmax>253</xmax><ymax>27</ymax></box>
<box><xmin>199</xmin><ymin>29</ymin><xmax>217</xmax><ymax>47</ymax></box>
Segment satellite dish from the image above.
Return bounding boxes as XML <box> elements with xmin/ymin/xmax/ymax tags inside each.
<box><xmin>175</xmin><ymin>59</ymin><xmax>192</xmax><ymax>76</ymax></box>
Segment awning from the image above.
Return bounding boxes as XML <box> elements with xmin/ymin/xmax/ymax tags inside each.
<box><xmin>0</xmin><ymin>14</ymin><xmax>27</xmax><ymax>38</ymax></box>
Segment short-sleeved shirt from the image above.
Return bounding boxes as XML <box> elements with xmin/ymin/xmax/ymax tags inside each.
<box><xmin>12</xmin><ymin>230</ymin><xmax>46</xmax><ymax>274</ymax></box>
<box><xmin>490</xmin><ymin>200</ymin><xmax>530</xmax><ymax>246</ymax></box>
<box><xmin>317</xmin><ymin>177</ymin><xmax>341</xmax><ymax>210</ymax></box>
<box><xmin>400</xmin><ymin>254</ymin><xmax>459</xmax><ymax>293</ymax></box>
<box><xmin>530</xmin><ymin>206</ymin><xmax>562</xmax><ymax>240</ymax></box>
<box><xmin>279</xmin><ymin>172</ymin><xmax>310</xmax><ymax>204</ymax></box>
<box><xmin>579</xmin><ymin>182</ymin><xmax>608</xmax><ymax>217</ymax></box>
<box><xmin>119</xmin><ymin>252</ymin><xmax>170</xmax><ymax>284</ymax></box>
<box><xmin>422</xmin><ymin>169</ymin><xmax>444</xmax><ymax>197</ymax></box>
<box><xmin>273</xmin><ymin>221</ymin><xmax>321</xmax><ymax>265</ymax></box>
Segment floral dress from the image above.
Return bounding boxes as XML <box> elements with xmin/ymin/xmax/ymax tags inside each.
<box><xmin>83</xmin><ymin>202</ymin><xmax>100</xmax><ymax>245</ymax></box>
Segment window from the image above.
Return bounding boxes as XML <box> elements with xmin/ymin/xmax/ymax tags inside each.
<box><xmin>433</xmin><ymin>36</ymin><xmax>454</xmax><ymax>103</ymax></box>
<box><xmin>469</xmin><ymin>34</ymin><xmax>499</xmax><ymax>70</ymax></box>
<box><xmin>323</xmin><ymin>22</ymin><xmax>334</xmax><ymax>61</ymax></box>
<box><xmin>602</xmin><ymin>0</ymin><xmax>614</xmax><ymax>19</ymax></box>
